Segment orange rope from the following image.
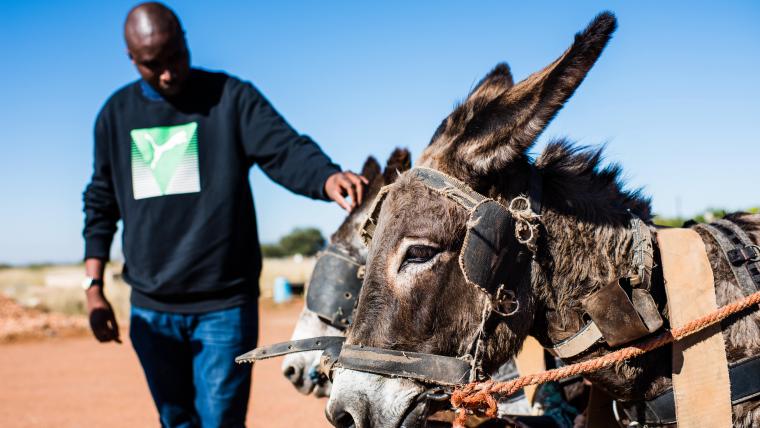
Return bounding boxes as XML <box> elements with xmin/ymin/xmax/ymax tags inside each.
<box><xmin>450</xmin><ymin>290</ymin><xmax>760</xmax><ymax>428</ymax></box>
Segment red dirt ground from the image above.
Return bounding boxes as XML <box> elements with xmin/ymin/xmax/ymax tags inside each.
<box><xmin>0</xmin><ymin>300</ymin><xmax>332</xmax><ymax>428</ymax></box>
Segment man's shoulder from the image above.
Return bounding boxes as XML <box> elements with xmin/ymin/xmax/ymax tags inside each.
<box><xmin>100</xmin><ymin>79</ymin><xmax>141</xmax><ymax>113</ymax></box>
<box><xmin>202</xmin><ymin>69</ymin><xmax>262</xmax><ymax>98</ymax></box>
<box><xmin>110</xmin><ymin>79</ymin><xmax>142</xmax><ymax>102</ymax></box>
<box><xmin>186</xmin><ymin>68</ymin><xmax>264</xmax><ymax>107</ymax></box>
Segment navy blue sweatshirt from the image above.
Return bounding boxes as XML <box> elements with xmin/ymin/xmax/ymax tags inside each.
<box><xmin>83</xmin><ymin>69</ymin><xmax>340</xmax><ymax>313</ymax></box>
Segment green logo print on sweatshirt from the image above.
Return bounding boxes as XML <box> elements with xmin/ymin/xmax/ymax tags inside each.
<box><xmin>130</xmin><ymin>122</ymin><xmax>200</xmax><ymax>199</ymax></box>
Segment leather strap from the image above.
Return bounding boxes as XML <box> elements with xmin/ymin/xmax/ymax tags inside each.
<box><xmin>630</xmin><ymin>214</ymin><xmax>654</xmax><ymax>289</ymax></box>
<box><xmin>235</xmin><ymin>336</ymin><xmax>345</xmax><ymax>364</ymax></box>
<box><xmin>411</xmin><ymin>167</ymin><xmax>487</xmax><ymax>211</ymax></box>
<box><xmin>696</xmin><ymin>220</ymin><xmax>760</xmax><ymax>296</ymax></box>
<box><xmin>335</xmin><ymin>344</ymin><xmax>472</xmax><ymax>386</ymax></box>
<box><xmin>547</xmin><ymin>321</ymin><xmax>603</xmax><ymax>359</ymax></box>
<box><xmin>581</xmin><ymin>279</ymin><xmax>654</xmax><ymax>347</ymax></box>
<box><xmin>657</xmin><ymin>228</ymin><xmax>732</xmax><ymax>428</ymax></box>
<box><xmin>618</xmin><ymin>354</ymin><xmax>760</xmax><ymax>426</ymax></box>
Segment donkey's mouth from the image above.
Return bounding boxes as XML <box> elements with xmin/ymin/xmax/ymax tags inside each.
<box><xmin>399</xmin><ymin>387</ymin><xmax>453</xmax><ymax>428</ymax></box>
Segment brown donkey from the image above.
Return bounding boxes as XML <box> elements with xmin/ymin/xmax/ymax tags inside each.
<box><xmin>326</xmin><ymin>12</ymin><xmax>760</xmax><ymax>428</ymax></box>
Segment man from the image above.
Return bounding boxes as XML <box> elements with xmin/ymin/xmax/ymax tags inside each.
<box><xmin>82</xmin><ymin>3</ymin><xmax>366</xmax><ymax>427</ymax></box>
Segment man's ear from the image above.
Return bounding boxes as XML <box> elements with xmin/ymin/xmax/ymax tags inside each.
<box><xmin>422</xmin><ymin>12</ymin><xmax>617</xmax><ymax>177</ymax></box>
<box><xmin>382</xmin><ymin>148</ymin><xmax>412</xmax><ymax>184</ymax></box>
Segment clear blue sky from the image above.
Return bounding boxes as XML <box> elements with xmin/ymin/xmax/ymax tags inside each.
<box><xmin>0</xmin><ymin>1</ymin><xmax>758</xmax><ymax>264</ymax></box>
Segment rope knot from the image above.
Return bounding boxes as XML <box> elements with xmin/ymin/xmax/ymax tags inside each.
<box><xmin>508</xmin><ymin>195</ymin><xmax>541</xmax><ymax>252</ymax></box>
<box><xmin>451</xmin><ymin>381</ymin><xmax>499</xmax><ymax>428</ymax></box>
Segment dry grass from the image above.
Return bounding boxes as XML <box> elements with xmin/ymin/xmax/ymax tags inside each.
<box><xmin>0</xmin><ymin>295</ymin><xmax>88</xmax><ymax>343</ymax></box>
<box><xmin>0</xmin><ymin>257</ymin><xmax>315</xmax><ymax>323</ymax></box>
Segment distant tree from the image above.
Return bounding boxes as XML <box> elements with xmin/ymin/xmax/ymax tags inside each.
<box><xmin>653</xmin><ymin>207</ymin><xmax>758</xmax><ymax>227</ymax></box>
<box><xmin>652</xmin><ymin>216</ymin><xmax>686</xmax><ymax>227</ymax></box>
<box><xmin>261</xmin><ymin>243</ymin><xmax>286</xmax><ymax>258</ymax></box>
<box><xmin>279</xmin><ymin>227</ymin><xmax>325</xmax><ymax>257</ymax></box>
<box><xmin>261</xmin><ymin>227</ymin><xmax>326</xmax><ymax>258</ymax></box>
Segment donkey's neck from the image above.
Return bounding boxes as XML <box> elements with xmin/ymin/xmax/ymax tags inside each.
<box><xmin>534</xmin><ymin>209</ymin><xmax>637</xmax><ymax>342</ymax></box>
<box><xmin>518</xmin><ymin>142</ymin><xmax>672</xmax><ymax>400</ymax></box>
<box><xmin>527</xmin><ymin>141</ymin><xmax>652</xmax><ymax>330</ymax></box>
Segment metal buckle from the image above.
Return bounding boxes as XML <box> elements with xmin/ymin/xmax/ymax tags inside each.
<box><xmin>728</xmin><ymin>245</ymin><xmax>760</xmax><ymax>265</ymax></box>
<box><xmin>493</xmin><ymin>285</ymin><xmax>519</xmax><ymax>317</ymax></box>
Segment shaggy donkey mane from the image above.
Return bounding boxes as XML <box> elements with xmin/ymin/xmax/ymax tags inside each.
<box><xmin>535</xmin><ymin>139</ymin><xmax>651</xmax><ymax>224</ymax></box>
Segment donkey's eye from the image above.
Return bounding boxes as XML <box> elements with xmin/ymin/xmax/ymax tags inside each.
<box><xmin>400</xmin><ymin>245</ymin><xmax>440</xmax><ymax>270</ymax></box>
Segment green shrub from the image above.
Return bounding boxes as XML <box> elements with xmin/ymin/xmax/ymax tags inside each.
<box><xmin>261</xmin><ymin>227</ymin><xmax>326</xmax><ymax>258</ymax></box>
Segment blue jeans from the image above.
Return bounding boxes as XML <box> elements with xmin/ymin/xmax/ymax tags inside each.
<box><xmin>130</xmin><ymin>302</ymin><xmax>258</xmax><ymax>428</ymax></box>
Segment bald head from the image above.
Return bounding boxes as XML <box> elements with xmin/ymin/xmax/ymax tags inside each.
<box><xmin>125</xmin><ymin>2</ymin><xmax>183</xmax><ymax>49</ymax></box>
<box><xmin>125</xmin><ymin>2</ymin><xmax>190</xmax><ymax>97</ymax></box>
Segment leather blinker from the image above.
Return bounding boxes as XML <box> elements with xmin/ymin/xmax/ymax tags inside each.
<box><xmin>306</xmin><ymin>245</ymin><xmax>364</xmax><ymax>329</ymax></box>
<box><xmin>460</xmin><ymin>200</ymin><xmax>517</xmax><ymax>295</ymax></box>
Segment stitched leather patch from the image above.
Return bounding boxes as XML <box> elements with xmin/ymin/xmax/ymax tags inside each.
<box><xmin>581</xmin><ymin>280</ymin><xmax>650</xmax><ymax>347</ymax></box>
<box><xmin>460</xmin><ymin>200</ymin><xmax>515</xmax><ymax>295</ymax></box>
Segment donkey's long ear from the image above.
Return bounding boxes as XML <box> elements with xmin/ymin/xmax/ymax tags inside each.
<box><xmin>428</xmin><ymin>63</ymin><xmax>514</xmax><ymax>147</ymax></box>
<box><xmin>361</xmin><ymin>156</ymin><xmax>382</xmax><ymax>185</ymax></box>
<box><xmin>383</xmin><ymin>148</ymin><xmax>412</xmax><ymax>184</ymax></box>
<box><xmin>426</xmin><ymin>12</ymin><xmax>617</xmax><ymax>175</ymax></box>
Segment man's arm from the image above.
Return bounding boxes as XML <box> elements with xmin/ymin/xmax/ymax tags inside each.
<box><xmin>82</xmin><ymin>111</ymin><xmax>121</xmax><ymax>343</ymax></box>
<box><xmin>236</xmin><ymin>82</ymin><xmax>366</xmax><ymax>210</ymax></box>
<box><xmin>84</xmin><ymin>258</ymin><xmax>120</xmax><ymax>343</ymax></box>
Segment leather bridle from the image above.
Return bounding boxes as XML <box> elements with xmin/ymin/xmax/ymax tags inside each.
<box><xmin>236</xmin><ymin>166</ymin><xmax>760</xmax><ymax>427</ymax></box>
<box><xmin>238</xmin><ymin>165</ymin><xmax>543</xmax><ymax>388</ymax></box>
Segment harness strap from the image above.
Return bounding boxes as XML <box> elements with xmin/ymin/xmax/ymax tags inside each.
<box><xmin>657</xmin><ymin>227</ymin><xmax>732</xmax><ymax>428</ymax></box>
<box><xmin>696</xmin><ymin>220</ymin><xmax>760</xmax><ymax>296</ymax></box>
<box><xmin>629</xmin><ymin>214</ymin><xmax>654</xmax><ymax>289</ymax></box>
<box><xmin>335</xmin><ymin>344</ymin><xmax>472</xmax><ymax>386</ymax></box>
<box><xmin>412</xmin><ymin>167</ymin><xmax>487</xmax><ymax>211</ymax></box>
<box><xmin>617</xmin><ymin>354</ymin><xmax>760</xmax><ymax>426</ymax></box>
<box><xmin>234</xmin><ymin>336</ymin><xmax>345</xmax><ymax>364</ymax></box>
<box><xmin>547</xmin><ymin>321</ymin><xmax>603</xmax><ymax>359</ymax></box>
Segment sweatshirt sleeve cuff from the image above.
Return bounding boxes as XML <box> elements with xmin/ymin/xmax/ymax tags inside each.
<box><xmin>317</xmin><ymin>164</ymin><xmax>342</xmax><ymax>201</ymax></box>
<box><xmin>84</xmin><ymin>236</ymin><xmax>113</xmax><ymax>261</ymax></box>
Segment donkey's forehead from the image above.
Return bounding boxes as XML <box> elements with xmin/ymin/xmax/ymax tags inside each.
<box><xmin>376</xmin><ymin>174</ymin><xmax>468</xmax><ymax>245</ymax></box>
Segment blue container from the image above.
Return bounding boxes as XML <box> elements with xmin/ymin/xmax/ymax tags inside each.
<box><xmin>273</xmin><ymin>276</ymin><xmax>293</xmax><ymax>303</ymax></box>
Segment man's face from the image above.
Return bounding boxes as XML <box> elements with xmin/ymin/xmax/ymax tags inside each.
<box><xmin>128</xmin><ymin>32</ymin><xmax>190</xmax><ymax>97</ymax></box>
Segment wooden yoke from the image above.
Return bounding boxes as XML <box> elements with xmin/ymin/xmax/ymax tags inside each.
<box><xmin>657</xmin><ymin>228</ymin><xmax>732</xmax><ymax>427</ymax></box>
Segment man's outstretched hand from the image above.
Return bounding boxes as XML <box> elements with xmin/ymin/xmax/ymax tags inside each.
<box><xmin>324</xmin><ymin>171</ymin><xmax>369</xmax><ymax>212</ymax></box>
<box><xmin>86</xmin><ymin>286</ymin><xmax>121</xmax><ymax>343</ymax></box>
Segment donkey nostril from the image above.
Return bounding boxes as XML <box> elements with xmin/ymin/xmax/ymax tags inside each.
<box><xmin>326</xmin><ymin>407</ymin><xmax>355</xmax><ymax>428</ymax></box>
<box><xmin>283</xmin><ymin>365</ymin><xmax>303</xmax><ymax>385</ymax></box>
<box><xmin>334</xmin><ymin>412</ymin><xmax>355</xmax><ymax>428</ymax></box>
